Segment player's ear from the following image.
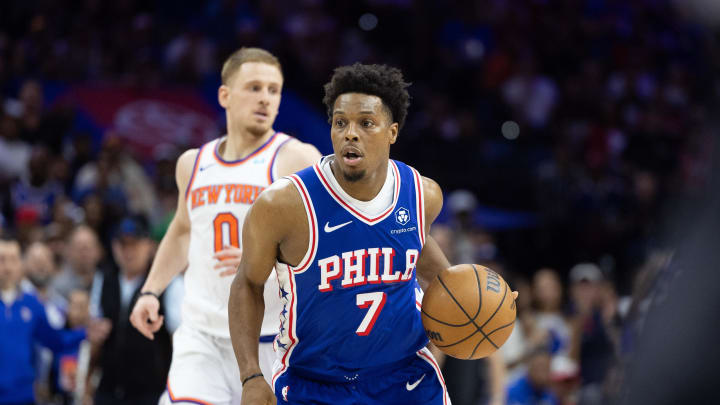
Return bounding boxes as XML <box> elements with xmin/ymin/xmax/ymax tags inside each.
<box><xmin>218</xmin><ymin>84</ymin><xmax>230</xmax><ymax>109</ymax></box>
<box><xmin>389</xmin><ymin>122</ymin><xmax>399</xmax><ymax>145</ymax></box>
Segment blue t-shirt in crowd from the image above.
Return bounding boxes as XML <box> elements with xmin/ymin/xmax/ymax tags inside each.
<box><xmin>0</xmin><ymin>291</ymin><xmax>86</xmax><ymax>404</ymax></box>
<box><xmin>507</xmin><ymin>374</ymin><xmax>559</xmax><ymax>405</ymax></box>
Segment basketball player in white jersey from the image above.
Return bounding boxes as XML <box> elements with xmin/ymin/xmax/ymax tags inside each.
<box><xmin>129</xmin><ymin>47</ymin><xmax>321</xmax><ymax>405</ymax></box>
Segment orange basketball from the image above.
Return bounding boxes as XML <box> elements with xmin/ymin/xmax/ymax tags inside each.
<box><xmin>421</xmin><ymin>264</ymin><xmax>516</xmax><ymax>359</ymax></box>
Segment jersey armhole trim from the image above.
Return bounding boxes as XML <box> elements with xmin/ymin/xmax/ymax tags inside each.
<box><xmin>410</xmin><ymin>167</ymin><xmax>426</xmax><ymax>246</ymax></box>
<box><xmin>285</xmin><ymin>174</ymin><xmax>318</xmax><ymax>274</ymax></box>
<box><xmin>267</xmin><ymin>135</ymin><xmax>294</xmax><ymax>184</ymax></box>
<box><xmin>184</xmin><ymin>144</ymin><xmax>206</xmax><ymax>201</ymax></box>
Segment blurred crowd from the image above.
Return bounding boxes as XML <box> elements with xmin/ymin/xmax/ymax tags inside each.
<box><xmin>0</xmin><ymin>0</ymin><xmax>716</xmax><ymax>405</ymax></box>
<box><xmin>432</xmin><ymin>201</ymin><xmax>674</xmax><ymax>405</ymax></box>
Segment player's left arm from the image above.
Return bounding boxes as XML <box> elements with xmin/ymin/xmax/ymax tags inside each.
<box><xmin>415</xmin><ymin>176</ymin><xmax>451</xmax><ymax>288</ymax></box>
<box><xmin>416</xmin><ymin>177</ymin><xmax>514</xmax><ymax>404</ymax></box>
<box><xmin>274</xmin><ymin>139</ymin><xmax>323</xmax><ymax>177</ymax></box>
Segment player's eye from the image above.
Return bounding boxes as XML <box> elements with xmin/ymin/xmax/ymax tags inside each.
<box><xmin>251</xmin><ymin>85</ymin><xmax>261</xmax><ymax>92</ymax></box>
<box><xmin>335</xmin><ymin>119</ymin><xmax>345</xmax><ymax>128</ymax></box>
<box><xmin>362</xmin><ymin>120</ymin><xmax>374</xmax><ymax>128</ymax></box>
<box><xmin>269</xmin><ymin>87</ymin><xmax>279</xmax><ymax>94</ymax></box>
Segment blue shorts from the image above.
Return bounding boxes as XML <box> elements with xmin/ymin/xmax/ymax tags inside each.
<box><xmin>273</xmin><ymin>348</ymin><xmax>451</xmax><ymax>405</ymax></box>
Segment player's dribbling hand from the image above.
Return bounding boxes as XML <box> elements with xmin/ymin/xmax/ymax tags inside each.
<box><xmin>240</xmin><ymin>379</ymin><xmax>276</xmax><ymax>405</ymax></box>
<box><xmin>213</xmin><ymin>244</ymin><xmax>242</xmax><ymax>277</ymax></box>
<box><xmin>129</xmin><ymin>294</ymin><xmax>164</xmax><ymax>340</ymax></box>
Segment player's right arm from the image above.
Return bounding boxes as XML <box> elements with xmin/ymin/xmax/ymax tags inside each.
<box><xmin>229</xmin><ymin>180</ymin><xmax>305</xmax><ymax>405</ymax></box>
<box><xmin>129</xmin><ymin>149</ymin><xmax>196</xmax><ymax>340</ymax></box>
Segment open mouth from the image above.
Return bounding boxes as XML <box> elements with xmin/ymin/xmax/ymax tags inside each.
<box><xmin>253</xmin><ymin>111</ymin><xmax>268</xmax><ymax>119</ymax></box>
<box><xmin>342</xmin><ymin>148</ymin><xmax>363</xmax><ymax>166</ymax></box>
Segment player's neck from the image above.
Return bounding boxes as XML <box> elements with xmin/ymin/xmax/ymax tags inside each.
<box><xmin>331</xmin><ymin>158</ymin><xmax>388</xmax><ymax>202</ymax></box>
<box><xmin>222</xmin><ymin>128</ymin><xmax>275</xmax><ymax>161</ymax></box>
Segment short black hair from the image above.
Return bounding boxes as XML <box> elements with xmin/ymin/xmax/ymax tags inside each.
<box><xmin>323</xmin><ymin>63</ymin><xmax>411</xmax><ymax>130</ymax></box>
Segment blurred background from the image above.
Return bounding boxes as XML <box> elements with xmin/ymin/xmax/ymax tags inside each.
<box><xmin>1</xmin><ymin>1</ymin><xmax>718</xmax><ymax>405</ymax></box>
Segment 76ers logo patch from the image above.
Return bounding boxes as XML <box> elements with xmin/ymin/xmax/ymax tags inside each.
<box><xmin>395</xmin><ymin>207</ymin><xmax>410</xmax><ymax>225</ymax></box>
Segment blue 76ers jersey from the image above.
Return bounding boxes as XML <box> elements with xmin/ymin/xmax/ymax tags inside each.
<box><xmin>272</xmin><ymin>159</ymin><xmax>428</xmax><ymax>385</ymax></box>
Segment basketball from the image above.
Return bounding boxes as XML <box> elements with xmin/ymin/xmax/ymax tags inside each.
<box><xmin>421</xmin><ymin>264</ymin><xmax>516</xmax><ymax>359</ymax></box>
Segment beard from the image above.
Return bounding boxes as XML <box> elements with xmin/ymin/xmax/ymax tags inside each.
<box><xmin>28</xmin><ymin>273</ymin><xmax>51</xmax><ymax>288</ymax></box>
<box><xmin>342</xmin><ymin>168</ymin><xmax>366</xmax><ymax>182</ymax></box>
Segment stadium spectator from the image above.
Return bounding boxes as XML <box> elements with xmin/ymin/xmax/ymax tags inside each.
<box><xmin>501</xmin><ymin>276</ymin><xmax>548</xmax><ymax>382</ymax></box>
<box><xmin>53</xmin><ymin>289</ymin><xmax>93</xmax><ymax>405</ymax></box>
<box><xmin>10</xmin><ymin>146</ymin><xmax>64</xmax><ymax>228</ymax></box>
<box><xmin>549</xmin><ymin>355</ymin><xmax>580</xmax><ymax>405</ymax></box>
<box><xmin>73</xmin><ymin>135</ymin><xmax>156</xmax><ymax>222</ymax></box>
<box><xmin>52</xmin><ymin>225</ymin><xmax>104</xmax><ymax>299</ymax></box>
<box><xmin>88</xmin><ymin>216</ymin><xmax>175</xmax><ymax>405</ymax></box>
<box><xmin>22</xmin><ymin>241</ymin><xmax>66</xmax><ymax>327</ymax></box>
<box><xmin>20</xmin><ymin>241</ymin><xmax>68</xmax><ymax>403</ymax></box>
<box><xmin>0</xmin><ymin>237</ymin><xmax>108</xmax><ymax>405</ymax></box>
<box><xmin>0</xmin><ymin>113</ymin><xmax>31</xmax><ymax>183</ymax></box>
<box><xmin>533</xmin><ymin>268</ymin><xmax>572</xmax><ymax>360</ymax></box>
<box><xmin>506</xmin><ymin>348</ymin><xmax>559</xmax><ymax>405</ymax></box>
<box><xmin>568</xmin><ymin>263</ymin><xmax>616</xmax><ymax>405</ymax></box>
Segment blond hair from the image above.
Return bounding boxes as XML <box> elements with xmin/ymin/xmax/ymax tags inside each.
<box><xmin>221</xmin><ymin>47</ymin><xmax>282</xmax><ymax>85</ymax></box>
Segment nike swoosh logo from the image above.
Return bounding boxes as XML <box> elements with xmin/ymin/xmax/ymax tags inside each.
<box><xmin>406</xmin><ymin>374</ymin><xmax>425</xmax><ymax>391</ymax></box>
<box><xmin>324</xmin><ymin>221</ymin><xmax>352</xmax><ymax>233</ymax></box>
<box><xmin>199</xmin><ymin>163</ymin><xmax>215</xmax><ymax>172</ymax></box>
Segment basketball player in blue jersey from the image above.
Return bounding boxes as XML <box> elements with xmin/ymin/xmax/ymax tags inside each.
<box><xmin>230</xmin><ymin>63</ymin><xmax>515</xmax><ymax>404</ymax></box>
<box><xmin>129</xmin><ymin>48</ymin><xmax>321</xmax><ymax>405</ymax></box>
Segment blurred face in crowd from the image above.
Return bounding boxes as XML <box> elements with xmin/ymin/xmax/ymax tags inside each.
<box><xmin>571</xmin><ymin>278</ymin><xmax>601</xmax><ymax>310</ymax></box>
<box><xmin>633</xmin><ymin>170</ymin><xmax>658</xmax><ymax>204</ymax></box>
<box><xmin>429</xmin><ymin>225</ymin><xmax>454</xmax><ymax>262</ymax></box>
<box><xmin>29</xmin><ymin>147</ymin><xmax>50</xmax><ymax>185</ymax></box>
<box><xmin>0</xmin><ymin>241</ymin><xmax>23</xmax><ymax>291</ymax></box>
<box><xmin>81</xmin><ymin>195</ymin><xmax>104</xmax><ymax>228</ymax></box>
<box><xmin>533</xmin><ymin>268</ymin><xmax>563</xmax><ymax>312</ymax></box>
<box><xmin>0</xmin><ymin>114</ymin><xmax>20</xmax><ymax>141</ymax></box>
<box><xmin>112</xmin><ymin>236</ymin><xmax>154</xmax><ymax>279</ymax></box>
<box><xmin>66</xmin><ymin>226</ymin><xmax>102</xmax><ymax>276</ymax></box>
<box><xmin>528</xmin><ymin>351</ymin><xmax>552</xmax><ymax>389</ymax></box>
<box><xmin>24</xmin><ymin>242</ymin><xmax>56</xmax><ymax>288</ymax></box>
<box><xmin>67</xmin><ymin>289</ymin><xmax>90</xmax><ymax>328</ymax></box>
<box><xmin>219</xmin><ymin>62</ymin><xmax>283</xmax><ymax>137</ymax></box>
<box><xmin>20</xmin><ymin>80</ymin><xmax>43</xmax><ymax>114</ymax></box>
<box><xmin>514</xmin><ymin>278</ymin><xmax>532</xmax><ymax>314</ymax></box>
<box><xmin>330</xmin><ymin>93</ymin><xmax>398</xmax><ymax>183</ymax></box>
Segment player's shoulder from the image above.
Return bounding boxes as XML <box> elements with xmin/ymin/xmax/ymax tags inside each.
<box><xmin>421</xmin><ymin>175</ymin><xmax>443</xmax><ymax>217</ymax></box>
<box><xmin>178</xmin><ymin>148</ymin><xmax>200</xmax><ymax>166</ymax></box>
<box><xmin>412</xmin><ymin>170</ymin><xmax>443</xmax><ymax>223</ymax></box>
<box><xmin>274</xmin><ymin>137</ymin><xmax>322</xmax><ymax>177</ymax></box>
<box><xmin>177</xmin><ymin>136</ymin><xmax>220</xmax><ymax>166</ymax></box>
<box><xmin>174</xmin><ymin>148</ymin><xmax>204</xmax><ymax>189</ymax></box>
<box><xmin>255</xmin><ymin>177</ymin><xmax>303</xmax><ymax>212</ymax></box>
<box><xmin>278</xmin><ymin>137</ymin><xmax>318</xmax><ymax>154</ymax></box>
<box><xmin>248</xmin><ymin>177</ymin><xmax>305</xmax><ymax>230</ymax></box>
<box><xmin>421</xmin><ymin>176</ymin><xmax>442</xmax><ymax>201</ymax></box>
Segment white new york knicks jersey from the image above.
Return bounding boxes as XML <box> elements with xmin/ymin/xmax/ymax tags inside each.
<box><xmin>184</xmin><ymin>132</ymin><xmax>293</xmax><ymax>338</ymax></box>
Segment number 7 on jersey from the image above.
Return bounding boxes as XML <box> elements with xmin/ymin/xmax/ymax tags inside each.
<box><xmin>355</xmin><ymin>292</ymin><xmax>387</xmax><ymax>336</ymax></box>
